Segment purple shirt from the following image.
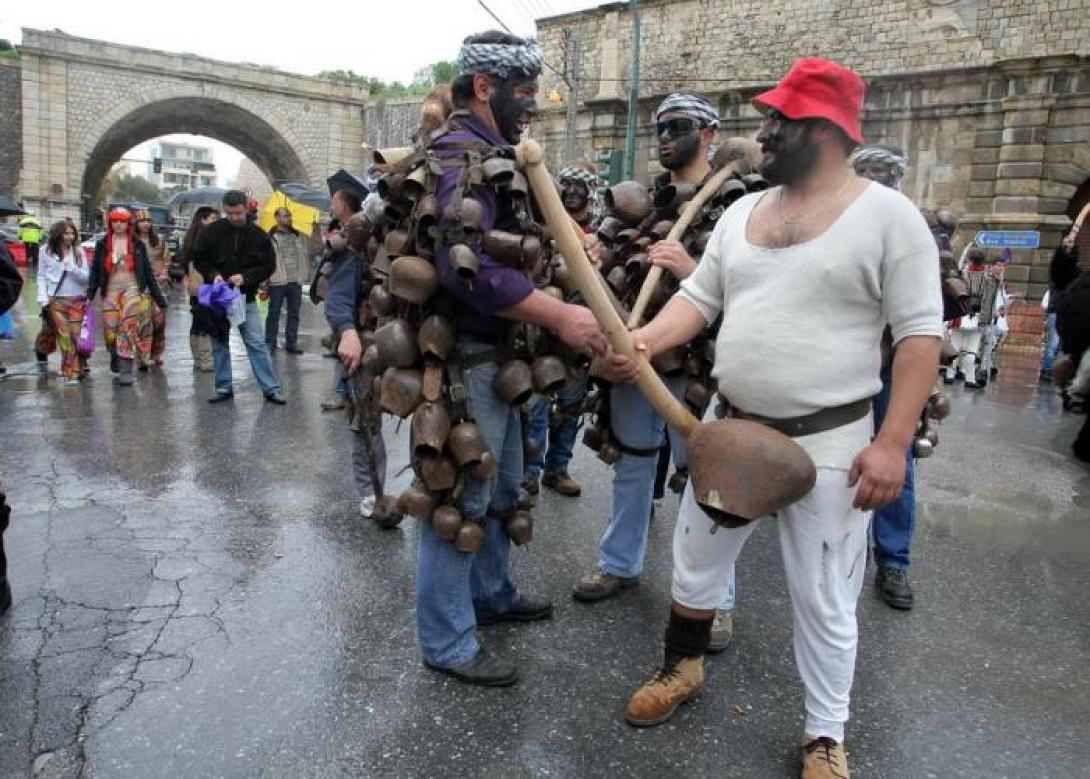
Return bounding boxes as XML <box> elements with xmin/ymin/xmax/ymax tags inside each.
<box><xmin>433</xmin><ymin>113</ymin><xmax>534</xmax><ymax>339</ymax></box>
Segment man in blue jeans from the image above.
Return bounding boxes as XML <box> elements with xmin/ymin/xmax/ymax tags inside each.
<box><xmin>194</xmin><ymin>190</ymin><xmax>286</xmax><ymax>405</ymax></box>
<box><xmin>418</xmin><ymin>31</ymin><xmax>608</xmax><ymax>687</ymax></box>
<box><xmin>570</xmin><ymin>93</ymin><xmax>736</xmax><ymax>653</ymax></box>
<box><xmin>524</xmin><ymin>372</ymin><xmax>588</xmax><ymax>496</ymax></box>
<box><xmin>265</xmin><ymin>207</ymin><xmax>309</xmax><ymax>355</ymax></box>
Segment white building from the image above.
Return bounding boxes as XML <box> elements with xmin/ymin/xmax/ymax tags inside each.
<box><xmin>148</xmin><ymin>140</ymin><xmax>216</xmax><ymax>190</ymax></box>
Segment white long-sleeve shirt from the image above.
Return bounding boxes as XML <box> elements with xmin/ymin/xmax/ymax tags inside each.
<box><xmin>37</xmin><ymin>245</ymin><xmax>90</xmax><ymax>304</ymax></box>
<box><xmin>678</xmin><ymin>182</ymin><xmax>943</xmax><ymax>467</ymax></box>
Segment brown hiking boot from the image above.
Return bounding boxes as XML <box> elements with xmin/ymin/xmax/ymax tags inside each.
<box><xmin>542</xmin><ymin>470</ymin><xmax>582</xmax><ymax>497</ymax></box>
<box><xmin>624</xmin><ymin>656</ymin><xmax>704</xmax><ymax>727</ymax></box>
<box><xmin>707</xmin><ymin>609</ymin><xmax>733</xmax><ymax>653</ymax></box>
<box><xmin>801</xmin><ymin>737</ymin><xmax>850</xmax><ymax>779</ymax></box>
<box><xmin>572</xmin><ymin>569</ymin><xmax>639</xmax><ymax>602</ymax></box>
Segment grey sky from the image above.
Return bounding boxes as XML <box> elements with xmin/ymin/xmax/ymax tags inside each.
<box><xmin>1</xmin><ymin>0</ymin><xmax>605</xmax><ymax>187</ymax></box>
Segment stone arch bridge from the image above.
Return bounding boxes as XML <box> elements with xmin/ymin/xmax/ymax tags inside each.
<box><xmin>12</xmin><ymin>29</ymin><xmax>368</xmax><ymax>226</ymax></box>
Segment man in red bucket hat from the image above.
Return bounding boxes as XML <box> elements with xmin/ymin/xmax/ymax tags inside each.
<box><xmin>613</xmin><ymin>58</ymin><xmax>943</xmax><ymax>778</ymax></box>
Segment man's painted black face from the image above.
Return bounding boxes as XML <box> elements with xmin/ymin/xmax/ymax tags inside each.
<box><xmin>757</xmin><ymin>112</ymin><xmax>820</xmax><ymax>186</ymax></box>
<box><xmin>561</xmin><ymin>181</ymin><xmax>589</xmax><ymax>213</ymax></box>
<box><xmin>490</xmin><ymin>78</ymin><xmax>537</xmax><ymax>144</ymax></box>
<box><xmin>659</xmin><ymin>130</ymin><xmax>702</xmax><ymax>171</ymax></box>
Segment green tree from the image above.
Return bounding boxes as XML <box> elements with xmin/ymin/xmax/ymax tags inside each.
<box><xmin>100</xmin><ymin>172</ymin><xmax>165</xmax><ymax>205</ymax></box>
<box><xmin>319</xmin><ymin>60</ymin><xmax>456</xmax><ymax>100</ymax></box>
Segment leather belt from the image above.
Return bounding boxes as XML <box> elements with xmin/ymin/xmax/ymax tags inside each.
<box><xmin>715</xmin><ymin>395</ymin><xmax>871</xmax><ymax>438</ymax></box>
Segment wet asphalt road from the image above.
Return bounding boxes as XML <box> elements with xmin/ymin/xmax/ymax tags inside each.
<box><xmin>1</xmin><ymin>289</ymin><xmax>1088</xmax><ymax>778</ymax></box>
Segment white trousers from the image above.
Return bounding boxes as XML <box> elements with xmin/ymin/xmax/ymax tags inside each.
<box><xmin>945</xmin><ymin>328</ymin><xmax>982</xmax><ymax>381</ymax></box>
<box><xmin>672</xmin><ymin>467</ymin><xmax>869</xmax><ymax>742</ymax></box>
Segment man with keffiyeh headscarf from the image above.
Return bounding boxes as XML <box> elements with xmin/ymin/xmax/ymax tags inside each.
<box><xmin>414</xmin><ymin>30</ymin><xmax>609</xmax><ymax>688</ymax></box>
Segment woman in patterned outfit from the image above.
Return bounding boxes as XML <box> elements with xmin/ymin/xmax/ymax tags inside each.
<box><xmin>37</xmin><ymin>220</ymin><xmax>91</xmax><ymax>384</ymax></box>
<box><xmin>133</xmin><ymin>208</ymin><xmax>171</xmax><ymax>367</ymax></box>
<box><xmin>86</xmin><ymin>207</ymin><xmax>167</xmax><ymax>386</ymax></box>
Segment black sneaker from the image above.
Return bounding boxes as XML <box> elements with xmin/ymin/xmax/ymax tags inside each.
<box><xmin>476</xmin><ymin>594</ymin><xmax>553</xmax><ymax>626</ymax></box>
<box><xmin>425</xmin><ymin>648</ymin><xmax>518</xmax><ymax>687</ymax></box>
<box><xmin>0</xmin><ymin>577</ymin><xmax>11</xmax><ymax>615</ymax></box>
<box><xmin>875</xmin><ymin>566</ymin><xmax>914</xmax><ymax>611</ymax></box>
<box><xmin>208</xmin><ymin>390</ymin><xmax>234</xmax><ymax>404</ymax></box>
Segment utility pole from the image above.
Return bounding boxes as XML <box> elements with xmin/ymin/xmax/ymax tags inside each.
<box><xmin>623</xmin><ymin>0</ymin><xmax>641</xmax><ymax>180</ymax></box>
<box><xmin>563</xmin><ymin>31</ymin><xmax>581</xmax><ymax>165</ymax></box>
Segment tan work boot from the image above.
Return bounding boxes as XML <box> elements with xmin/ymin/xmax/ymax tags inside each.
<box><xmin>707</xmin><ymin>608</ymin><xmax>733</xmax><ymax>653</ymax></box>
<box><xmin>625</xmin><ymin>656</ymin><xmax>704</xmax><ymax>727</ymax></box>
<box><xmin>572</xmin><ymin>569</ymin><xmax>639</xmax><ymax>602</ymax></box>
<box><xmin>542</xmin><ymin>470</ymin><xmax>582</xmax><ymax>497</ymax></box>
<box><xmin>801</xmin><ymin>736</ymin><xmax>850</xmax><ymax>779</ymax></box>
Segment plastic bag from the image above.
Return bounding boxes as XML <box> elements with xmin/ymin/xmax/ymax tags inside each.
<box><xmin>226</xmin><ymin>294</ymin><xmax>246</xmax><ymax>326</ymax></box>
<box><xmin>77</xmin><ymin>302</ymin><xmax>96</xmax><ymax>356</ymax></box>
<box><xmin>0</xmin><ymin>310</ymin><xmax>14</xmax><ymax>339</ymax></box>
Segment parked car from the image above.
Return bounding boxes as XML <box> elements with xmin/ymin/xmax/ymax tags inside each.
<box><xmin>0</xmin><ymin>225</ymin><xmax>24</xmax><ymax>266</ymax></box>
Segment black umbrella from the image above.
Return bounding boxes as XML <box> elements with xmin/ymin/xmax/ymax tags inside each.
<box><xmin>165</xmin><ymin>187</ymin><xmax>227</xmax><ymax>210</ymax></box>
<box><xmin>326</xmin><ymin>169</ymin><xmax>369</xmax><ymax>200</ymax></box>
<box><xmin>0</xmin><ymin>196</ymin><xmax>26</xmax><ymax>218</ymax></box>
<box><xmin>277</xmin><ymin>181</ymin><xmax>332</xmax><ymax>212</ymax></box>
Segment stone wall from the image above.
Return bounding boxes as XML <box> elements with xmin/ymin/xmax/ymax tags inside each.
<box><xmin>0</xmin><ymin>60</ymin><xmax>20</xmax><ymax>198</ymax></box>
<box><xmin>533</xmin><ymin>0</ymin><xmax>1090</xmax><ymax>299</ymax></box>
<box><xmin>361</xmin><ymin>98</ymin><xmax>424</xmax><ymax>152</ymax></box>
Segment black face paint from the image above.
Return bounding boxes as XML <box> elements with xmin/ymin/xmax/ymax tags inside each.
<box><xmin>759</xmin><ymin>120</ymin><xmax>820</xmax><ymax>186</ymax></box>
<box><xmin>561</xmin><ymin>182</ymin><xmax>589</xmax><ymax>214</ymax></box>
<box><xmin>659</xmin><ymin>131</ymin><xmax>702</xmax><ymax>171</ymax></box>
<box><xmin>489</xmin><ymin>80</ymin><xmax>536</xmax><ymax>144</ymax></box>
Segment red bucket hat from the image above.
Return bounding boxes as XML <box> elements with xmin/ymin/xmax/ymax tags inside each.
<box><xmin>753</xmin><ymin>58</ymin><xmax>866</xmax><ymax>145</ymax></box>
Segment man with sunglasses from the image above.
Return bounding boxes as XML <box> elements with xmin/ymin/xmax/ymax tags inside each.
<box><xmin>573</xmin><ymin>93</ymin><xmax>737</xmax><ymax>656</ymax></box>
<box><xmin>611</xmin><ymin>60</ymin><xmax>942</xmax><ymax>778</ymax></box>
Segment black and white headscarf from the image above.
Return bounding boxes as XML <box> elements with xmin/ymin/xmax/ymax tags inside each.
<box><xmin>850</xmin><ymin>145</ymin><xmax>908</xmax><ymax>184</ymax></box>
<box><xmin>654</xmin><ymin>93</ymin><xmax>720</xmax><ymax>129</ymax></box>
<box><xmin>559</xmin><ymin>166</ymin><xmax>600</xmax><ymax>191</ymax></box>
<box><xmin>456</xmin><ymin>39</ymin><xmax>544</xmax><ymax>81</ymax></box>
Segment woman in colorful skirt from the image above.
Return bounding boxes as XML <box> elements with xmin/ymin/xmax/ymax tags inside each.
<box><xmin>133</xmin><ymin>208</ymin><xmax>172</xmax><ymax>368</ymax></box>
<box><xmin>86</xmin><ymin>207</ymin><xmax>167</xmax><ymax>386</ymax></box>
<box><xmin>36</xmin><ymin>220</ymin><xmax>91</xmax><ymax>385</ymax></box>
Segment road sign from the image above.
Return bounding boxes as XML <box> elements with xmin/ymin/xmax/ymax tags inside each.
<box><xmin>975</xmin><ymin>230</ymin><xmax>1040</xmax><ymax>249</ymax></box>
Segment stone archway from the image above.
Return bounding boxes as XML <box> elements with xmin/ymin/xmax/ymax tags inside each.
<box><xmin>79</xmin><ymin>96</ymin><xmax>310</xmax><ymax>225</ymax></box>
<box><xmin>1068</xmin><ymin>178</ymin><xmax>1090</xmax><ymax>266</ymax></box>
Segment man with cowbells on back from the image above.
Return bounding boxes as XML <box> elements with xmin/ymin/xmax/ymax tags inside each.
<box><xmin>609</xmin><ymin>59</ymin><xmax>942</xmax><ymax>778</ymax></box>
<box><xmin>417</xmin><ymin>31</ymin><xmax>608</xmax><ymax>687</ymax></box>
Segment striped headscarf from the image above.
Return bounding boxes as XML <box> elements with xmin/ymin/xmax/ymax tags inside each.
<box><xmin>559</xmin><ymin>166</ymin><xmax>603</xmax><ymax>224</ymax></box>
<box><xmin>456</xmin><ymin>39</ymin><xmax>544</xmax><ymax>80</ymax></box>
<box><xmin>654</xmin><ymin>93</ymin><xmax>720</xmax><ymax>129</ymax></box>
<box><xmin>850</xmin><ymin>145</ymin><xmax>908</xmax><ymax>188</ymax></box>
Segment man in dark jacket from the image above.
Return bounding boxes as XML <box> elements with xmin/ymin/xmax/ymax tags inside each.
<box><xmin>1041</xmin><ymin>228</ymin><xmax>1081</xmax><ymax>380</ymax></box>
<box><xmin>193</xmin><ymin>190</ymin><xmax>285</xmax><ymax>404</ymax></box>
<box><xmin>0</xmin><ymin>242</ymin><xmax>19</xmax><ymax>613</ymax></box>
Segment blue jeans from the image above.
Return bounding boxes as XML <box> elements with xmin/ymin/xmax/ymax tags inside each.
<box><xmin>211</xmin><ymin>302</ymin><xmax>282</xmax><ymax>396</ymax></box>
<box><xmin>601</xmin><ymin>378</ymin><xmax>736</xmax><ymax>610</ymax></box>
<box><xmin>1041</xmin><ymin>312</ymin><xmax>1060</xmax><ymax>375</ymax></box>
<box><xmin>871</xmin><ymin>365</ymin><xmax>916</xmax><ymax>570</ymax></box>
<box><xmin>525</xmin><ymin>370</ymin><xmax>589</xmax><ymax>480</ymax></box>
<box><xmin>265</xmin><ymin>283</ymin><xmax>302</xmax><ymax>349</ymax></box>
<box><xmin>416</xmin><ymin>344</ymin><xmax>521</xmax><ymax>668</ymax></box>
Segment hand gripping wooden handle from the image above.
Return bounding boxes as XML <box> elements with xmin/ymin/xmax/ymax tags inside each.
<box><xmin>516</xmin><ymin>140</ymin><xmax>700</xmax><ymax>438</ymax></box>
<box><xmin>626</xmin><ymin>163</ymin><xmax>738</xmax><ymax>328</ymax></box>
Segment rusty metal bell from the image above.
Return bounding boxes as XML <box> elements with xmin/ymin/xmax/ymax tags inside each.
<box><xmin>378</xmin><ymin>367</ymin><xmax>424</xmax><ymax>418</ymax></box>
<box><xmin>431</xmin><ymin>505</ymin><xmax>462</xmax><ymax>541</ymax></box>
<box><xmin>470</xmin><ymin>451</ymin><xmax>499</xmax><ymax>480</ymax></box>
<box><xmin>521</xmin><ymin>235</ymin><xmax>542</xmax><ymax>273</ymax></box>
<box><xmin>361</xmin><ymin>344</ymin><xmax>386</xmax><ymax>375</ymax></box>
<box><xmin>530</xmin><ymin>355</ymin><xmax>567</xmax><ymax>395</ymax></box>
<box><xmin>389</xmin><ymin>255</ymin><xmax>438</xmax><ymax>305</ymax></box>
<box><xmin>442</xmin><ymin>198</ymin><xmax>484</xmax><ymax>232</ymax></box>
<box><xmin>653</xmin><ymin>182</ymin><xmax>698</xmax><ymax>213</ymax></box>
<box><xmin>414</xmin><ymin>194</ymin><xmax>441</xmax><ymax>249</ymax></box>
<box><xmin>419</xmin><ymin>453</ymin><xmax>458</xmax><ymax>492</ymax></box>
<box><xmin>716</xmin><ymin>177</ymin><xmax>747</xmax><ymax>205</ymax></box>
<box><xmin>597</xmin><ymin>217</ymin><xmax>624</xmax><ymax>244</ymax></box>
<box><xmin>649</xmin><ymin>220</ymin><xmax>676</xmax><ymax>241</ymax></box>
<box><xmin>625</xmin><ymin>252</ymin><xmax>650</xmax><ymax>276</ymax></box>
<box><xmin>606</xmin><ymin>266</ymin><xmax>628</xmax><ymax>294</ymax></box>
<box><xmin>481</xmin><ymin>230</ymin><xmax>524</xmax><ymax>266</ymax></box>
<box><xmin>614</xmin><ymin>228</ymin><xmax>642</xmax><ymax>248</ymax></box>
<box><xmin>667</xmin><ymin>467</ymin><xmax>689</xmax><ymax>494</ymax></box>
<box><xmin>684</xmin><ymin>380</ymin><xmax>712</xmax><ymax>412</ymax></box>
<box><xmin>449</xmin><ymin>243</ymin><xmax>480</xmax><ymax>280</ymax></box>
<box><xmin>374</xmin><ymin>320</ymin><xmax>420</xmax><ymax>369</ymax></box>
<box><xmin>447</xmin><ymin>421</ymin><xmax>488</xmax><ymax>467</ymax></box>
<box><xmin>604</xmin><ymin>181</ymin><xmax>653</xmax><ymax>226</ymax></box>
<box><xmin>372</xmin><ymin>495</ymin><xmax>404</xmax><ymax>529</ymax></box>
<box><xmin>742</xmin><ymin>173</ymin><xmax>770</xmax><ymax>192</ymax></box>
<box><xmin>504</xmin><ymin>512</ymin><xmax>534</xmax><ymax>546</ymax></box>
<box><xmin>368</xmin><ymin>284</ymin><xmax>396</xmax><ymax>317</ymax></box>
<box><xmin>688</xmin><ymin>419</ymin><xmax>817</xmax><ymax>528</ymax></box>
<box><xmin>417</xmin><ymin>315</ymin><xmax>456</xmax><ymax>360</ymax></box>
<box><xmin>482</xmin><ymin>156</ymin><xmax>516</xmax><ymax>186</ymax></box>
<box><xmin>397</xmin><ymin>484</ymin><xmax>436</xmax><ymax>520</ymax></box>
<box><xmin>651</xmin><ymin>345</ymin><xmax>686</xmax><ymax>375</ymax></box>
<box><xmin>927</xmin><ymin>392</ymin><xmax>952</xmax><ymax>421</ymax></box>
<box><xmin>373</xmin><ymin>147</ymin><xmax>413</xmax><ymax>166</ymax></box>
<box><xmin>582</xmin><ymin>425</ymin><xmax>604</xmax><ymax>452</ymax></box>
<box><xmin>493</xmin><ymin>360</ymin><xmax>533</xmax><ymax>406</ymax></box>
<box><xmin>912</xmin><ymin>437</ymin><xmax>934</xmax><ymax>459</ymax></box>
<box><xmin>597</xmin><ymin>441</ymin><xmax>621</xmax><ymax>465</ymax></box>
<box><xmin>507</xmin><ymin>171</ymin><xmax>529</xmax><ymax>199</ymax></box>
<box><xmin>412</xmin><ymin>401</ymin><xmax>452</xmax><ymax>457</ymax></box>
<box><xmin>455</xmin><ymin>521</ymin><xmax>485</xmax><ymax>553</ymax></box>
<box><xmin>384</xmin><ymin>229</ymin><xmax>413</xmax><ymax>257</ymax></box>
<box><xmin>345</xmin><ymin>211</ymin><xmax>377</xmax><ymax>251</ymax></box>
